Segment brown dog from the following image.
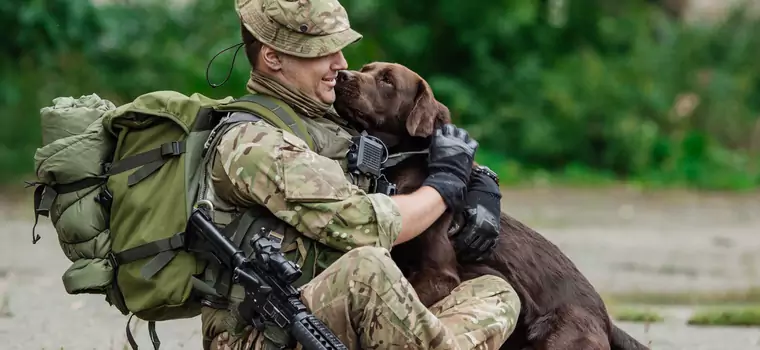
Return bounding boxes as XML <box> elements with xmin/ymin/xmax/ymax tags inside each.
<box><xmin>333</xmin><ymin>62</ymin><xmax>649</xmax><ymax>350</ymax></box>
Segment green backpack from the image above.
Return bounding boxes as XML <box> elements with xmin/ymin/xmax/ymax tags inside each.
<box><xmin>31</xmin><ymin>90</ymin><xmax>314</xmax><ymax>346</ymax></box>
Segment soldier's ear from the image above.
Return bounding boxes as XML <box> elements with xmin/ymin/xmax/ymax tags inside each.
<box><xmin>261</xmin><ymin>45</ymin><xmax>283</xmax><ymax>71</ymax></box>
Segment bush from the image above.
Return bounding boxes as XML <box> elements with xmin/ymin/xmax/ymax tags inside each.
<box><xmin>2</xmin><ymin>0</ymin><xmax>759</xmax><ymax>190</ymax></box>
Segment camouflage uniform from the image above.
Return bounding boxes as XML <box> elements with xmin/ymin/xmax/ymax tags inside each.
<box><xmin>200</xmin><ymin>0</ymin><xmax>522</xmax><ymax>349</ymax></box>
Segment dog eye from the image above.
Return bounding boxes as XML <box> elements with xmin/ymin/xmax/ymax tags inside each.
<box><xmin>379</xmin><ymin>72</ymin><xmax>394</xmax><ymax>86</ymax></box>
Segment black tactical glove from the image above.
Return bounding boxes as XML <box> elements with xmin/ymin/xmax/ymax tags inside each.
<box><xmin>421</xmin><ymin>124</ymin><xmax>479</xmax><ymax>212</ymax></box>
<box><xmin>452</xmin><ymin>166</ymin><xmax>501</xmax><ymax>262</ymax></box>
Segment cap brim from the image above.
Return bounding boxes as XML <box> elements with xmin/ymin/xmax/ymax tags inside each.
<box><xmin>239</xmin><ymin>7</ymin><xmax>362</xmax><ymax>58</ymax></box>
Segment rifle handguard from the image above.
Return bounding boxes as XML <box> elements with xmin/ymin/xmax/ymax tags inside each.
<box><xmin>292</xmin><ymin>313</ymin><xmax>347</xmax><ymax>350</ymax></box>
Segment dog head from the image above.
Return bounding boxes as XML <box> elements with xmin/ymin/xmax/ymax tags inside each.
<box><xmin>333</xmin><ymin>62</ymin><xmax>451</xmax><ymax>144</ymax></box>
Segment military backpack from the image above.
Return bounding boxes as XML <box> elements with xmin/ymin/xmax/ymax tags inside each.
<box><xmin>30</xmin><ymin>90</ymin><xmax>315</xmax><ymax>347</ymax></box>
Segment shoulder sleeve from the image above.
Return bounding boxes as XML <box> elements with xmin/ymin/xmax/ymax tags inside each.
<box><xmin>211</xmin><ymin>121</ymin><xmax>402</xmax><ymax>251</ymax></box>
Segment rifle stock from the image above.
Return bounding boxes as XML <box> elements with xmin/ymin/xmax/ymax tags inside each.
<box><xmin>186</xmin><ymin>201</ymin><xmax>348</xmax><ymax>350</ymax></box>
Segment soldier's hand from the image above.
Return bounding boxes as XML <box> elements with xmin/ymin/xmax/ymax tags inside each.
<box><xmin>452</xmin><ymin>166</ymin><xmax>501</xmax><ymax>262</ymax></box>
<box><xmin>422</xmin><ymin>124</ymin><xmax>479</xmax><ymax>211</ymax></box>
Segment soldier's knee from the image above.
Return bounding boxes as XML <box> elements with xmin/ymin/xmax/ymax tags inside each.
<box><xmin>472</xmin><ymin>275</ymin><xmax>522</xmax><ymax>338</ymax></box>
<box><xmin>469</xmin><ymin>275</ymin><xmax>521</xmax><ymax>312</ymax></box>
<box><xmin>493</xmin><ymin>275</ymin><xmax>521</xmax><ymax>305</ymax></box>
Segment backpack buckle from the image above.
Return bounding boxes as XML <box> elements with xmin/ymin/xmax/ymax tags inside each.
<box><xmin>95</xmin><ymin>186</ymin><xmax>113</xmax><ymax>210</ymax></box>
<box><xmin>106</xmin><ymin>251</ymin><xmax>120</xmax><ymax>269</ymax></box>
<box><xmin>161</xmin><ymin>141</ymin><xmax>184</xmax><ymax>156</ymax></box>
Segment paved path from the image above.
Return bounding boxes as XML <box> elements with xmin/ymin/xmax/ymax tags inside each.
<box><xmin>1</xmin><ymin>186</ymin><xmax>759</xmax><ymax>349</ymax></box>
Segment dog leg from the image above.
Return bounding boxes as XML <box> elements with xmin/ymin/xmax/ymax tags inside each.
<box><xmin>530</xmin><ymin>306</ymin><xmax>610</xmax><ymax>350</ymax></box>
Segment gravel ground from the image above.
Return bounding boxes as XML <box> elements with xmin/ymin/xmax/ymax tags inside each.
<box><xmin>1</xmin><ymin>186</ymin><xmax>759</xmax><ymax>349</ymax></box>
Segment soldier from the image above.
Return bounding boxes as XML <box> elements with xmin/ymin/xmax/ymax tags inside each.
<box><xmin>199</xmin><ymin>0</ymin><xmax>521</xmax><ymax>349</ymax></box>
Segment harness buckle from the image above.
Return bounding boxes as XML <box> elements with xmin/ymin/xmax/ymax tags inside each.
<box><xmin>373</xmin><ymin>176</ymin><xmax>397</xmax><ymax>196</ymax></box>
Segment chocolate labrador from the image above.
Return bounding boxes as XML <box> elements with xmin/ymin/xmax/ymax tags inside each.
<box><xmin>333</xmin><ymin>62</ymin><xmax>649</xmax><ymax>350</ymax></box>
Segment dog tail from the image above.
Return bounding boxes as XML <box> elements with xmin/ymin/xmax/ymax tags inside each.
<box><xmin>610</xmin><ymin>323</ymin><xmax>649</xmax><ymax>350</ymax></box>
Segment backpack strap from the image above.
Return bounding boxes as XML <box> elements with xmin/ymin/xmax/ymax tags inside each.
<box><xmin>216</xmin><ymin>94</ymin><xmax>315</xmax><ymax>151</ymax></box>
<box><xmin>106</xmin><ymin>141</ymin><xmax>186</xmax><ymax>186</ymax></box>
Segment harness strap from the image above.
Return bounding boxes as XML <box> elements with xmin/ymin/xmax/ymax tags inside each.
<box><xmin>223</xmin><ymin>111</ymin><xmax>263</xmax><ymax>126</ymax></box>
<box><xmin>235</xmin><ymin>94</ymin><xmax>313</xmax><ymax>146</ymax></box>
<box><xmin>230</xmin><ymin>206</ymin><xmax>261</xmax><ymax>248</ymax></box>
<box><xmin>382</xmin><ymin>150</ymin><xmax>429</xmax><ymax>169</ymax></box>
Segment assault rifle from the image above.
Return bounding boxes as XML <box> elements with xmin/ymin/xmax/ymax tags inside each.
<box><xmin>186</xmin><ymin>200</ymin><xmax>348</xmax><ymax>350</ymax></box>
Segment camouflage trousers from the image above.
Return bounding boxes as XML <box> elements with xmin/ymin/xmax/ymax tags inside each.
<box><xmin>201</xmin><ymin>246</ymin><xmax>521</xmax><ymax>350</ymax></box>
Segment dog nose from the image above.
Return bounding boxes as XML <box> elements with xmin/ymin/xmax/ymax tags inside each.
<box><xmin>337</xmin><ymin>70</ymin><xmax>353</xmax><ymax>83</ymax></box>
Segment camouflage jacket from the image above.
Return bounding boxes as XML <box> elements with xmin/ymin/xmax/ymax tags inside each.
<box><xmin>199</xmin><ymin>110</ymin><xmax>402</xmax><ymax>286</ymax></box>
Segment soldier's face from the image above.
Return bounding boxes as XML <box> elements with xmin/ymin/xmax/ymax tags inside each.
<box><xmin>279</xmin><ymin>50</ymin><xmax>349</xmax><ymax>105</ymax></box>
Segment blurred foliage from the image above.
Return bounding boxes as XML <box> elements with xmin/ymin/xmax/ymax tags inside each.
<box><xmin>688</xmin><ymin>306</ymin><xmax>760</xmax><ymax>327</ymax></box>
<box><xmin>2</xmin><ymin>0</ymin><xmax>759</xmax><ymax>190</ymax></box>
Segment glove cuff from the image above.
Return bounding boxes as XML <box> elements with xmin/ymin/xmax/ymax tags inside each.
<box><xmin>466</xmin><ymin>188</ymin><xmax>501</xmax><ymax>210</ymax></box>
<box><xmin>422</xmin><ymin>173</ymin><xmax>467</xmax><ymax>212</ymax></box>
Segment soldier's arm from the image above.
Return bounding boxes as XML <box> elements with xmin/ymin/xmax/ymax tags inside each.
<box><xmin>389</xmin><ymin>186</ymin><xmax>447</xmax><ymax>245</ymax></box>
<box><xmin>212</xmin><ymin>121</ymin><xmax>407</xmax><ymax>252</ymax></box>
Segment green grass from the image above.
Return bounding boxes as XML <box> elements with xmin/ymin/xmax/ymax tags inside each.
<box><xmin>610</xmin><ymin>307</ymin><xmax>665</xmax><ymax>323</ymax></box>
<box><xmin>688</xmin><ymin>306</ymin><xmax>760</xmax><ymax>327</ymax></box>
<box><xmin>603</xmin><ymin>287</ymin><xmax>760</xmax><ymax>306</ymax></box>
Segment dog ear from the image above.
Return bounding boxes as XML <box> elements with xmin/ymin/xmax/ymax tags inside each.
<box><xmin>406</xmin><ymin>79</ymin><xmax>451</xmax><ymax>137</ymax></box>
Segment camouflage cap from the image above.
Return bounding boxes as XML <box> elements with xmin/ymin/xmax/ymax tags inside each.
<box><xmin>237</xmin><ymin>0</ymin><xmax>363</xmax><ymax>58</ymax></box>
